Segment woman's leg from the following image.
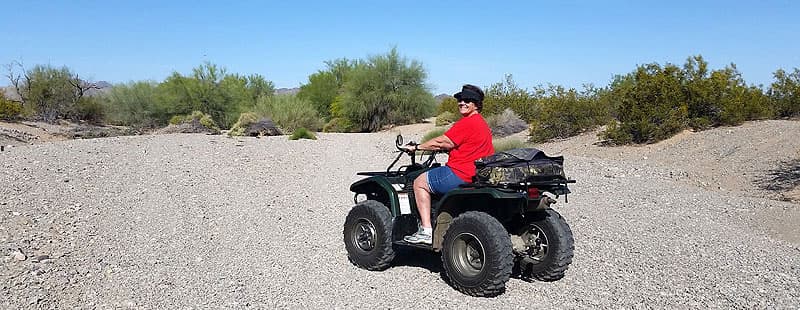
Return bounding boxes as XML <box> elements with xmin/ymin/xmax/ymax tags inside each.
<box><xmin>412</xmin><ymin>172</ymin><xmax>432</xmax><ymax>228</ymax></box>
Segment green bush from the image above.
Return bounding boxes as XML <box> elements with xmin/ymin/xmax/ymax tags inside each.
<box><xmin>101</xmin><ymin>81</ymin><xmax>162</xmax><ymax>128</ymax></box>
<box><xmin>436</xmin><ymin>97</ymin><xmax>458</xmax><ymax>115</ymax></box>
<box><xmin>228</xmin><ymin>112</ymin><xmax>259</xmax><ymax>136</ymax></box>
<box><xmin>597</xmin><ymin>121</ymin><xmax>633</xmax><ymax>145</ymax></box>
<box><xmin>529</xmin><ymin>85</ymin><xmax>610</xmax><ymax>142</ymax></box>
<box><xmin>10</xmin><ymin>64</ymin><xmax>79</xmax><ymax>122</ymax></box>
<box><xmin>484</xmin><ymin>75</ymin><xmax>535</xmax><ymax>119</ymax></box>
<box><xmin>169</xmin><ymin>111</ymin><xmax>219</xmax><ymax>129</ymax></box>
<box><xmin>421</xmin><ymin>127</ymin><xmax>446</xmax><ymax>143</ymax></box>
<box><xmin>289</xmin><ymin>127</ymin><xmax>317</xmax><ymax>140</ymax></box>
<box><xmin>683</xmin><ymin>56</ymin><xmax>770</xmax><ymax>128</ymax></box>
<box><xmin>197</xmin><ymin>112</ymin><xmax>217</xmax><ymax>129</ymax></box>
<box><xmin>0</xmin><ymin>98</ymin><xmax>22</xmax><ymax>119</ymax></box>
<box><xmin>74</xmin><ymin>97</ymin><xmax>105</xmax><ymax>124</ymax></box>
<box><xmin>769</xmin><ymin>68</ymin><xmax>800</xmax><ymax>118</ymax></box>
<box><xmin>322</xmin><ymin>117</ymin><xmax>353</xmax><ymax>132</ymax></box>
<box><xmin>600</xmin><ymin>63</ymin><xmax>688</xmax><ymax>144</ymax></box>
<box><xmin>492</xmin><ymin>138</ymin><xmax>528</xmax><ymax>153</ymax></box>
<box><xmin>435</xmin><ymin>111</ymin><xmax>458</xmax><ymax>126</ymax></box>
<box><xmin>169</xmin><ymin>115</ymin><xmax>184</xmax><ymax>125</ymax></box>
<box><xmin>253</xmin><ymin>95</ymin><xmax>321</xmax><ymax>132</ymax></box>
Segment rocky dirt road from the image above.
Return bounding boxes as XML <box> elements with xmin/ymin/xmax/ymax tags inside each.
<box><xmin>1</xmin><ymin>121</ymin><xmax>799</xmax><ymax>308</ymax></box>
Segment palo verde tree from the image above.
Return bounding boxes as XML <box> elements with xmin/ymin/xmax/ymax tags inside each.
<box><xmin>157</xmin><ymin>62</ymin><xmax>274</xmax><ymax>128</ymax></box>
<box><xmin>337</xmin><ymin>48</ymin><xmax>435</xmax><ymax>132</ymax></box>
<box><xmin>5</xmin><ymin>61</ymin><xmax>100</xmax><ymax>122</ymax></box>
<box><xmin>101</xmin><ymin>81</ymin><xmax>162</xmax><ymax>128</ymax></box>
<box><xmin>297</xmin><ymin>58</ymin><xmax>358</xmax><ymax>118</ymax></box>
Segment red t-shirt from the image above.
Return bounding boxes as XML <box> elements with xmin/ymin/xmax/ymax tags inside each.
<box><xmin>444</xmin><ymin>113</ymin><xmax>495</xmax><ymax>182</ymax></box>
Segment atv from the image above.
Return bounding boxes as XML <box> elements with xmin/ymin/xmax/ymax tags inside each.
<box><xmin>343</xmin><ymin>135</ymin><xmax>575</xmax><ymax>297</ymax></box>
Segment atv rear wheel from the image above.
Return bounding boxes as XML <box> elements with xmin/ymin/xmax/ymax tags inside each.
<box><xmin>343</xmin><ymin>200</ymin><xmax>395</xmax><ymax>270</ymax></box>
<box><xmin>441</xmin><ymin>211</ymin><xmax>513</xmax><ymax>297</ymax></box>
<box><xmin>515</xmin><ymin>209</ymin><xmax>574</xmax><ymax>281</ymax></box>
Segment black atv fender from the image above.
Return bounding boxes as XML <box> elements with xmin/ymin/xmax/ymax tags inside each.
<box><xmin>431</xmin><ymin>187</ymin><xmax>528</xmax><ymax>250</ymax></box>
<box><xmin>350</xmin><ymin>176</ymin><xmax>400</xmax><ymax>215</ymax></box>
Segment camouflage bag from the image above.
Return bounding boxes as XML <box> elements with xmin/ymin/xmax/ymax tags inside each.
<box><xmin>473</xmin><ymin>148</ymin><xmax>565</xmax><ymax>185</ymax></box>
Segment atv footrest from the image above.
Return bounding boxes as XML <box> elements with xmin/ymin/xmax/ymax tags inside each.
<box><xmin>393</xmin><ymin>240</ymin><xmax>433</xmax><ymax>250</ymax></box>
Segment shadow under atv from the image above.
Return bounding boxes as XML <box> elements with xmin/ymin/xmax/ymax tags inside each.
<box><xmin>391</xmin><ymin>247</ymin><xmax>544</xmax><ymax>284</ymax></box>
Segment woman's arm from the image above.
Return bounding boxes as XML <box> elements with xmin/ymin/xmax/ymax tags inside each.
<box><xmin>417</xmin><ymin>135</ymin><xmax>455</xmax><ymax>151</ymax></box>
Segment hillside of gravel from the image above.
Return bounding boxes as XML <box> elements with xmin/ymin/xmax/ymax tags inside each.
<box><xmin>1</xmin><ymin>120</ymin><xmax>799</xmax><ymax>308</ymax></box>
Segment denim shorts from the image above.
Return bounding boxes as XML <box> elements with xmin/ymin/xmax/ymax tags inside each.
<box><xmin>426</xmin><ymin>166</ymin><xmax>465</xmax><ymax>195</ymax></box>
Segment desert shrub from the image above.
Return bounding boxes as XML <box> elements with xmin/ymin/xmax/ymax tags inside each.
<box><xmin>529</xmin><ymin>85</ymin><xmax>611</xmax><ymax>142</ymax></box>
<box><xmin>484</xmin><ymin>75</ymin><xmax>535</xmax><ymax>119</ymax></box>
<box><xmin>0</xmin><ymin>98</ymin><xmax>22</xmax><ymax>119</ymax></box>
<box><xmin>289</xmin><ymin>127</ymin><xmax>317</xmax><ymax>140</ymax></box>
<box><xmin>170</xmin><ymin>111</ymin><xmax>218</xmax><ymax>130</ymax></box>
<box><xmin>436</xmin><ymin>111</ymin><xmax>458</xmax><ymax>126</ymax></box>
<box><xmin>436</xmin><ymin>97</ymin><xmax>458</xmax><ymax>115</ymax></box>
<box><xmin>74</xmin><ymin>97</ymin><xmax>105</xmax><ymax>124</ymax></box>
<box><xmin>101</xmin><ymin>81</ymin><xmax>162</xmax><ymax>128</ymax></box>
<box><xmin>487</xmin><ymin>108</ymin><xmax>528</xmax><ymax>137</ymax></box>
<box><xmin>228</xmin><ymin>112</ymin><xmax>259</xmax><ymax>136</ymax></box>
<box><xmin>492</xmin><ymin>137</ymin><xmax>528</xmax><ymax>153</ymax></box>
<box><xmin>597</xmin><ymin>121</ymin><xmax>633</xmax><ymax>145</ymax></box>
<box><xmin>600</xmin><ymin>63</ymin><xmax>688</xmax><ymax>144</ymax></box>
<box><xmin>600</xmin><ymin>55</ymin><xmax>776</xmax><ymax>145</ymax></box>
<box><xmin>194</xmin><ymin>111</ymin><xmax>217</xmax><ymax>129</ymax></box>
<box><xmin>253</xmin><ymin>95</ymin><xmax>321</xmax><ymax>132</ymax></box>
<box><xmin>421</xmin><ymin>127</ymin><xmax>446</xmax><ymax>143</ymax></box>
<box><xmin>683</xmin><ymin>56</ymin><xmax>770</xmax><ymax>128</ymax></box>
<box><xmin>769</xmin><ymin>68</ymin><xmax>800</xmax><ymax>118</ymax></box>
<box><xmin>322</xmin><ymin>117</ymin><xmax>354</xmax><ymax>132</ymax></box>
<box><xmin>169</xmin><ymin>115</ymin><xmax>184</xmax><ymax>125</ymax></box>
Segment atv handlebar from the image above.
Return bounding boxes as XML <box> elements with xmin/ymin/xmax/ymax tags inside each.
<box><xmin>386</xmin><ymin>134</ymin><xmax>444</xmax><ymax>175</ymax></box>
<box><xmin>395</xmin><ymin>134</ymin><xmax>418</xmax><ymax>154</ymax></box>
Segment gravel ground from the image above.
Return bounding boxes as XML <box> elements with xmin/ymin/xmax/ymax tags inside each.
<box><xmin>1</xmin><ymin>122</ymin><xmax>799</xmax><ymax>308</ymax></box>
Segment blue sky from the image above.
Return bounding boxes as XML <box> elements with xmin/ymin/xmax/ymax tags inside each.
<box><xmin>2</xmin><ymin>1</ymin><xmax>798</xmax><ymax>94</ymax></box>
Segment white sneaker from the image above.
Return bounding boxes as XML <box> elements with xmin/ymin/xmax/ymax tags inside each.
<box><xmin>404</xmin><ymin>231</ymin><xmax>432</xmax><ymax>244</ymax></box>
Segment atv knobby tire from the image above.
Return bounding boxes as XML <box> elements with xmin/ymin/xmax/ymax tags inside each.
<box><xmin>516</xmin><ymin>209</ymin><xmax>574</xmax><ymax>281</ymax></box>
<box><xmin>343</xmin><ymin>200</ymin><xmax>395</xmax><ymax>270</ymax></box>
<box><xmin>441</xmin><ymin>211</ymin><xmax>513</xmax><ymax>297</ymax></box>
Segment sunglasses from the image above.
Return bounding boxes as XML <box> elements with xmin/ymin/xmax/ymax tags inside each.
<box><xmin>457</xmin><ymin>100</ymin><xmax>475</xmax><ymax>107</ymax></box>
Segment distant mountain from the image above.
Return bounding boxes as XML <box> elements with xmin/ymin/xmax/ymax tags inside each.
<box><xmin>85</xmin><ymin>81</ymin><xmax>112</xmax><ymax>96</ymax></box>
<box><xmin>275</xmin><ymin>87</ymin><xmax>300</xmax><ymax>95</ymax></box>
<box><xmin>94</xmin><ymin>81</ymin><xmax>112</xmax><ymax>89</ymax></box>
<box><xmin>435</xmin><ymin>93</ymin><xmax>451</xmax><ymax>103</ymax></box>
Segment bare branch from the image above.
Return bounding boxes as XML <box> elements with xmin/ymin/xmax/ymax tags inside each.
<box><xmin>4</xmin><ymin>60</ymin><xmax>28</xmax><ymax>105</ymax></box>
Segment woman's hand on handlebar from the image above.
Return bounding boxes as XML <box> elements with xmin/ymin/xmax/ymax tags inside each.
<box><xmin>401</xmin><ymin>143</ymin><xmax>417</xmax><ymax>154</ymax></box>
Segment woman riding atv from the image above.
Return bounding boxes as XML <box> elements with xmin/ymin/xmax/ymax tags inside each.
<box><xmin>401</xmin><ymin>84</ymin><xmax>495</xmax><ymax>244</ymax></box>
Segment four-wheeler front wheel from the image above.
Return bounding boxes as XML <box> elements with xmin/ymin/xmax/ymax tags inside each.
<box><xmin>343</xmin><ymin>200</ymin><xmax>395</xmax><ymax>270</ymax></box>
<box><xmin>441</xmin><ymin>211</ymin><xmax>514</xmax><ymax>297</ymax></box>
